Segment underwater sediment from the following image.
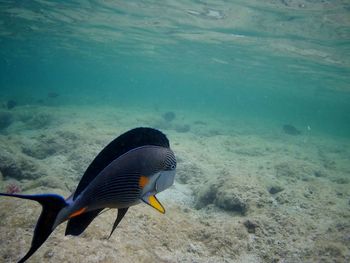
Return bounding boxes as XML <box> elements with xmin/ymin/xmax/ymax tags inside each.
<box><xmin>0</xmin><ymin>105</ymin><xmax>348</xmax><ymax>263</ymax></box>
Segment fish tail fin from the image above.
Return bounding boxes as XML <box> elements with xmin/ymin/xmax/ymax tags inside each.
<box><xmin>0</xmin><ymin>193</ymin><xmax>68</xmax><ymax>263</ymax></box>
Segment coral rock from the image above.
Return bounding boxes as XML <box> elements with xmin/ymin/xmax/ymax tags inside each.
<box><xmin>215</xmin><ymin>189</ymin><xmax>248</xmax><ymax>214</ymax></box>
<box><xmin>0</xmin><ymin>151</ymin><xmax>23</xmax><ymax>179</ymax></box>
<box><xmin>268</xmin><ymin>185</ymin><xmax>284</xmax><ymax>194</ymax></box>
<box><xmin>0</xmin><ymin>111</ymin><xmax>13</xmax><ymax>130</ymax></box>
<box><xmin>243</xmin><ymin>219</ymin><xmax>259</xmax><ymax>233</ymax></box>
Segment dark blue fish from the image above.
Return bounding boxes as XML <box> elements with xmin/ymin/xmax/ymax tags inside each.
<box><xmin>0</xmin><ymin>127</ymin><xmax>176</xmax><ymax>263</ymax></box>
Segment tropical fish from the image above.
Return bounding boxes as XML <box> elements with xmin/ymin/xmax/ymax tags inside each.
<box><xmin>282</xmin><ymin>124</ymin><xmax>301</xmax><ymax>135</ymax></box>
<box><xmin>0</xmin><ymin>127</ymin><xmax>176</xmax><ymax>263</ymax></box>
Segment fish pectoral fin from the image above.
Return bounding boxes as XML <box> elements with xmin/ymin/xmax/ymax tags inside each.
<box><xmin>68</xmin><ymin>207</ymin><xmax>87</xmax><ymax>219</ymax></box>
<box><xmin>108</xmin><ymin>208</ymin><xmax>129</xmax><ymax>239</ymax></box>
<box><xmin>142</xmin><ymin>195</ymin><xmax>165</xmax><ymax>214</ymax></box>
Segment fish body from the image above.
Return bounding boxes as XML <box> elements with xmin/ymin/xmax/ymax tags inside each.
<box><xmin>282</xmin><ymin>124</ymin><xmax>301</xmax><ymax>135</ymax></box>
<box><xmin>0</xmin><ymin>127</ymin><xmax>176</xmax><ymax>263</ymax></box>
<box><xmin>55</xmin><ymin>145</ymin><xmax>175</xmax><ymax>228</ymax></box>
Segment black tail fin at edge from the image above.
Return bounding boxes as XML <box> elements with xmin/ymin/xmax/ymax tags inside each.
<box><xmin>0</xmin><ymin>193</ymin><xmax>67</xmax><ymax>263</ymax></box>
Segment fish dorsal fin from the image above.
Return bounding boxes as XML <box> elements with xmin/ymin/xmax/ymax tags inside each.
<box><xmin>142</xmin><ymin>195</ymin><xmax>165</xmax><ymax>214</ymax></box>
<box><xmin>73</xmin><ymin>127</ymin><xmax>169</xmax><ymax>199</ymax></box>
<box><xmin>108</xmin><ymin>208</ymin><xmax>129</xmax><ymax>239</ymax></box>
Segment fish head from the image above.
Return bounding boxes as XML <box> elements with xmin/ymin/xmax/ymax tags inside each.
<box><xmin>141</xmin><ymin>148</ymin><xmax>176</xmax><ymax>196</ymax></box>
<box><xmin>155</xmin><ymin>164</ymin><xmax>176</xmax><ymax>193</ymax></box>
<box><xmin>140</xmin><ymin>168</ymin><xmax>175</xmax><ymax>215</ymax></box>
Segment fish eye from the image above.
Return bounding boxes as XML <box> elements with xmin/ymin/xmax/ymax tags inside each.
<box><xmin>170</xmin><ymin>164</ymin><xmax>176</xmax><ymax>170</ymax></box>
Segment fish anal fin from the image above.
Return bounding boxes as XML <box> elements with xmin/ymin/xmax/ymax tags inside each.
<box><xmin>108</xmin><ymin>208</ymin><xmax>129</xmax><ymax>239</ymax></box>
<box><xmin>65</xmin><ymin>209</ymin><xmax>103</xmax><ymax>236</ymax></box>
<box><xmin>142</xmin><ymin>195</ymin><xmax>165</xmax><ymax>214</ymax></box>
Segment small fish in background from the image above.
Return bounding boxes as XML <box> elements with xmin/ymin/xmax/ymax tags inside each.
<box><xmin>0</xmin><ymin>127</ymin><xmax>176</xmax><ymax>263</ymax></box>
<box><xmin>47</xmin><ymin>92</ymin><xmax>59</xmax><ymax>98</ymax></box>
<box><xmin>282</xmin><ymin>124</ymin><xmax>301</xmax><ymax>135</ymax></box>
<box><xmin>162</xmin><ymin>111</ymin><xmax>176</xmax><ymax>122</ymax></box>
<box><xmin>6</xmin><ymin>99</ymin><xmax>17</xmax><ymax>110</ymax></box>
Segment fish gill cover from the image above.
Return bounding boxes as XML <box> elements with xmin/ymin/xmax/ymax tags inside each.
<box><xmin>0</xmin><ymin>1</ymin><xmax>349</xmax><ymax>263</ymax></box>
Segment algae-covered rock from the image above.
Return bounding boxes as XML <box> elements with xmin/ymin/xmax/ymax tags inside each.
<box><xmin>27</xmin><ymin>113</ymin><xmax>52</xmax><ymax>129</ymax></box>
<box><xmin>316</xmin><ymin>242</ymin><xmax>347</xmax><ymax>262</ymax></box>
<box><xmin>25</xmin><ymin>175</ymin><xmax>66</xmax><ymax>190</ymax></box>
<box><xmin>243</xmin><ymin>219</ymin><xmax>259</xmax><ymax>233</ymax></box>
<box><xmin>21</xmin><ymin>130</ymin><xmax>80</xmax><ymax>159</ymax></box>
<box><xmin>268</xmin><ymin>185</ymin><xmax>284</xmax><ymax>194</ymax></box>
<box><xmin>0</xmin><ymin>151</ymin><xmax>23</xmax><ymax>179</ymax></box>
<box><xmin>16</xmin><ymin>110</ymin><xmax>33</xmax><ymax>123</ymax></box>
<box><xmin>195</xmin><ymin>183</ymin><xmax>218</xmax><ymax>209</ymax></box>
<box><xmin>176</xmin><ymin>162</ymin><xmax>202</xmax><ymax>184</ymax></box>
<box><xmin>0</xmin><ymin>150</ymin><xmax>43</xmax><ymax>180</ymax></box>
<box><xmin>16</xmin><ymin>110</ymin><xmax>54</xmax><ymax>129</ymax></box>
<box><xmin>0</xmin><ymin>111</ymin><xmax>13</xmax><ymax>130</ymax></box>
<box><xmin>331</xmin><ymin>177</ymin><xmax>349</xmax><ymax>184</ymax></box>
<box><xmin>195</xmin><ymin>178</ymin><xmax>248</xmax><ymax>215</ymax></box>
<box><xmin>314</xmin><ymin>170</ymin><xmax>327</xmax><ymax>178</ymax></box>
<box><xmin>275</xmin><ymin>162</ymin><xmax>296</xmax><ymax>178</ymax></box>
<box><xmin>22</xmin><ymin>142</ymin><xmax>57</xmax><ymax>159</ymax></box>
<box><xmin>275</xmin><ymin>161</ymin><xmax>322</xmax><ymax>184</ymax></box>
<box><xmin>215</xmin><ymin>189</ymin><xmax>248</xmax><ymax>214</ymax></box>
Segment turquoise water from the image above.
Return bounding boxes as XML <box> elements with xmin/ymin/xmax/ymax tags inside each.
<box><xmin>0</xmin><ymin>2</ymin><xmax>350</xmax><ymax>262</ymax></box>
<box><xmin>1</xmin><ymin>1</ymin><xmax>349</xmax><ymax>136</ymax></box>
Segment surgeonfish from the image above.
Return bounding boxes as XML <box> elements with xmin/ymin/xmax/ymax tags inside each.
<box><xmin>0</xmin><ymin>127</ymin><xmax>176</xmax><ymax>263</ymax></box>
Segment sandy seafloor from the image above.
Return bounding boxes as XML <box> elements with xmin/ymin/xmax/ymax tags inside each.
<box><xmin>0</xmin><ymin>104</ymin><xmax>349</xmax><ymax>263</ymax></box>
